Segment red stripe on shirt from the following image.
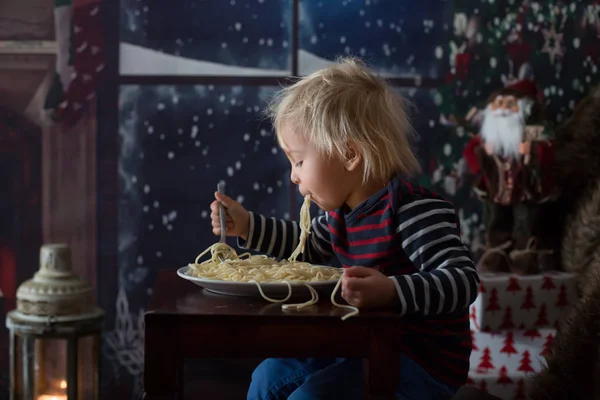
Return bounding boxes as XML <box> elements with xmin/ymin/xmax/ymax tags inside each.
<box><xmin>331</xmin><ymin>243</ymin><xmax>399</xmax><ymax>260</ymax></box>
<box><xmin>329</xmin><ymin>226</ymin><xmax>395</xmax><ymax>247</ymax></box>
<box><xmin>346</xmin><ymin>218</ymin><xmax>393</xmax><ymax>232</ymax></box>
<box><xmin>328</xmin><ymin>210</ymin><xmax>344</xmax><ymax>223</ymax></box>
<box><xmin>356</xmin><ymin>200</ymin><xmax>391</xmax><ymax>218</ymax></box>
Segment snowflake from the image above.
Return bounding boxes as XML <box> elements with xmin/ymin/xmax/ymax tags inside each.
<box><xmin>541</xmin><ymin>25</ymin><xmax>564</xmax><ymax>65</ymax></box>
<box><xmin>582</xmin><ymin>4</ymin><xmax>600</xmax><ymax>33</ymax></box>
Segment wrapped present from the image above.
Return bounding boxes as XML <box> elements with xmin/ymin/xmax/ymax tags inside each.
<box><xmin>467</xmin><ymin>329</ymin><xmax>554</xmax><ymax>400</ymax></box>
<box><xmin>468</xmin><ymin>372</ymin><xmax>530</xmax><ymax>400</ymax></box>
<box><xmin>469</xmin><ymin>272</ymin><xmax>578</xmax><ymax>332</ymax></box>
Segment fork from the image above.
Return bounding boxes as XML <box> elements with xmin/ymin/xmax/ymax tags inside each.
<box><xmin>217</xmin><ymin>182</ymin><xmax>227</xmax><ymax>262</ymax></box>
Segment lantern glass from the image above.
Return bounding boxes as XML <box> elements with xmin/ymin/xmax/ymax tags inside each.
<box><xmin>10</xmin><ymin>331</ymin><xmax>100</xmax><ymax>400</ymax></box>
<box><xmin>77</xmin><ymin>335</ymin><xmax>99</xmax><ymax>400</ymax></box>
<box><xmin>33</xmin><ymin>338</ymin><xmax>68</xmax><ymax>400</ymax></box>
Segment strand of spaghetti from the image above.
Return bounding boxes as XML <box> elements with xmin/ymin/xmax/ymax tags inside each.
<box><xmin>288</xmin><ymin>194</ymin><xmax>312</xmax><ymax>262</ymax></box>
<box><xmin>281</xmin><ymin>283</ymin><xmax>319</xmax><ymax>310</ymax></box>
<box><xmin>250</xmin><ymin>280</ymin><xmax>293</xmax><ymax>303</ymax></box>
<box><xmin>330</xmin><ymin>276</ymin><xmax>360</xmax><ymax>321</ymax></box>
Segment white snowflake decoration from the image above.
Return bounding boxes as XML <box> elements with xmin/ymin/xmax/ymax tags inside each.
<box><xmin>541</xmin><ymin>25</ymin><xmax>564</xmax><ymax>65</ymax></box>
<box><xmin>103</xmin><ymin>288</ymin><xmax>145</xmax><ymax>399</ymax></box>
<box><xmin>582</xmin><ymin>4</ymin><xmax>600</xmax><ymax>36</ymax></box>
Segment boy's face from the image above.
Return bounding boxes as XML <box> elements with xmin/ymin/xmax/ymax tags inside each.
<box><xmin>278</xmin><ymin>127</ymin><xmax>355</xmax><ymax>211</ymax></box>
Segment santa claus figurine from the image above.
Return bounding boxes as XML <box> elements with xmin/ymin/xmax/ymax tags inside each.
<box><xmin>463</xmin><ymin>80</ymin><xmax>557</xmax><ymax>275</ymax></box>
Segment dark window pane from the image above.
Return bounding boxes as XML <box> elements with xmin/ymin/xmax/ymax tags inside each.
<box><xmin>120</xmin><ymin>0</ymin><xmax>293</xmax><ymax>75</ymax></box>
<box><xmin>298</xmin><ymin>0</ymin><xmax>451</xmax><ymax>78</ymax></box>
<box><xmin>118</xmin><ymin>85</ymin><xmax>292</xmax><ymax>298</ymax></box>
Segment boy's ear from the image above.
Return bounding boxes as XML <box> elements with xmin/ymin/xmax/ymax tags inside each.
<box><xmin>344</xmin><ymin>143</ymin><xmax>362</xmax><ymax>172</ymax></box>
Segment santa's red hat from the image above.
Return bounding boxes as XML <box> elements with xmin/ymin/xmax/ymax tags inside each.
<box><xmin>505</xmin><ymin>79</ymin><xmax>539</xmax><ymax>100</ymax></box>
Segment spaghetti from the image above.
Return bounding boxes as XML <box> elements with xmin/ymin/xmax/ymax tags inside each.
<box><xmin>288</xmin><ymin>194</ymin><xmax>312</xmax><ymax>262</ymax></box>
<box><xmin>187</xmin><ymin>195</ymin><xmax>360</xmax><ymax>320</ymax></box>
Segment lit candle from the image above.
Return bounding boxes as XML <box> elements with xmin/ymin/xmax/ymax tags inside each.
<box><xmin>37</xmin><ymin>380</ymin><xmax>68</xmax><ymax>400</ymax></box>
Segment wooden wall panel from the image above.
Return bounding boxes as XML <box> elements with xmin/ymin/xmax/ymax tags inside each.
<box><xmin>42</xmin><ymin>102</ymin><xmax>97</xmax><ymax>287</ymax></box>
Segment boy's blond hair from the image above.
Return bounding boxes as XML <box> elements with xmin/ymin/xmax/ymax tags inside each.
<box><xmin>266</xmin><ymin>57</ymin><xmax>421</xmax><ymax>183</ymax></box>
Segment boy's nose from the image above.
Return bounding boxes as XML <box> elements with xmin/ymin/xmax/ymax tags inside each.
<box><xmin>290</xmin><ymin>170</ymin><xmax>300</xmax><ymax>185</ymax></box>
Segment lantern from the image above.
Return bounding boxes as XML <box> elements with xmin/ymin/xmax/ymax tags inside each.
<box><xmin>5</xmin><ymin>244</ymin><xmax>104</xmax><ymax>400</ymax></box>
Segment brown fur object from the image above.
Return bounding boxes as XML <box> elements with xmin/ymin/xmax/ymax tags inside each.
<box><xmin>561</xmin><ymin>179</ymin><xmax>600</xmax><ymax>284</ymax></box>
<box><xmin>553</xmin><ymin>85</ymin><xmax>600</xmax><ymax>209</ymax></box>
<box><xmin>527</xmin><ymin>264</ymin><xmax>600</xmax><ymax>400</ymax></box>
<box><xmin>526</xmin><ymin>88</ymin><xmax>600</xmax><ymax>399</ymax></box>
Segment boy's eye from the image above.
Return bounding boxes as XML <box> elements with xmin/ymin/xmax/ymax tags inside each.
<box><xmin>295</xmin><ymin>161</ymin><xmax>303</xmax><ymax>168</ymax></box>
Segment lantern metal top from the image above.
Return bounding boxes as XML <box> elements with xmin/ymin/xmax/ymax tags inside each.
<box><xmin>9</xmin><ymin>243</ymin><xmax>104</xmax><ymax>325</ymax></box>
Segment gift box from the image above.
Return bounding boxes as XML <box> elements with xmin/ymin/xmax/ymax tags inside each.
<box><xmin>468</xmin><ymin>372</ymin><xmax>530</xmax><ymax>400</ymax></box>
<box><xmin>467</xmin><ymin>329</ymin><xmax>554</xmax><ymax>399</ymax></box>
<box><xmin>469</xmin><ymin>272</ymin><xmax>578</xmax><ymax>332</ymax></box>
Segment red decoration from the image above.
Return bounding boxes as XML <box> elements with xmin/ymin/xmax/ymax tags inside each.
<box><xmin>541</xmin><ymin>333</ymin><xmax>554</xmax><ymax>357</ymax></box>
<box><xmin>556</xmin><ymin>284</ymin><xmax>569</xmax><ymax>307</ymax></box>
<box><xmin>455</xmin><ymin>52</ymin><xmax>471</xmax><ymax>79</ymax></box>
<box><xmin>486</xmin><ymin>288</ymin><xmax>501</xmax><ymax>312</ymax></box>
<box><xmin>507</xmin><ymin>276</ymin><xmax>522</xmax><ymax>292</ymax></box>
<box><xmin>506</xmin><ymin>41</ymin><xmax>532</xmax><ymax>69</ymax></box>
<box><xmin>517</xmin><ymin>350</ymin><xmax>534</xmax><ymax>373</ymax></box>
<box><xmin>477</xmin><ymin>347</ymin><xmax>495</xmax><ymax>371</ymax></box>
<box><xmin>535</xmin><ymin>303</ymin><xmax>549</xmax><ymax>327</ymax></box>
<box><xmin>464</xmin><ymin>136</ymin><xmax>483</xmax><ymax>174</ymax></box>
<box><xmin>466</xmin><ymin>376</ymin><xmax>474</xmax><ymax>385</ymax></box>
<box><xmin>471</xmin><ymin>329</ymin><xmax>478</xmax><ymax>351</ymax></box>
<box><xmin>470</xmin><ymin>306</ymin><xmax>480</xmax><ymax>331</ymax></box>
<box><xmin>51</xmin><ymin>2</ymin><xmax>105</xmax><ymax>127</ymax></box>
<box><xmin>479</xmin><ymin>282</ymin><xmax>486</xmax><ymax>293</ymax></box>
<box><xmin>524</xmin><ymin>329</ymin><xmax>541</xmax><ymax>340</ymax></box>
<box><xmin>521</xmin><ymin>286</ymin><xmax>536</xmax><ymax>311</ymax></box>
<box><xmin>497</xmin><ymin>366</ymin><xmax>513</xmax><ymax>384</ymax></box>
<box><xmin>500</xmin><ymin>331</ymin><xmax>518</xmax><ymax>356</ymax></box>
<box><xmin>479</xmin><ymin>379</ymin><xmax>488</xmax><ymax>393</ymax></box>
<box><xmin>541</xmin><ymin>275</ymin><xmax>556</xmax><ymax>290</ymax></box>
<box><xmin>513</xmin><ymin>378</ymin><xmax>527</xmax><ymax>400</ymax></box>
<box><xmin>500</xmin><ymin>306</ymin><xmax>515</xmax><ymax>330</ymax></box>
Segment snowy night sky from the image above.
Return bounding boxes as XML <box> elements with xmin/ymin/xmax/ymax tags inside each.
<box><xmin>120</xmin><ymin>0</ymin><xmax>451</xmax><ymax>77</ymax></box>
<box><xmin>298</xmin><ymin>0</ymin><xmax>452</xmax><ymax>77</ymax></box>
<box><xmin>120</xmin><ymin>0</ymin><xmax>293</xmax><ymax>73</ymax></box>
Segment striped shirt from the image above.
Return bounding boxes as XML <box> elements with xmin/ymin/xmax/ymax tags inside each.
<box><xmin>239</xmin><ymin>176</ymin><xmax>479</xmax><ymax>388</ymax></box>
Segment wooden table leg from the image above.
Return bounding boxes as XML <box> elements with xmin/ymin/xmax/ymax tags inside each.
<box><xmin>366</xmin><ymin>328</ymin><xmax>402</xmax><ymax>400</ymax></box>
<box><xmin>144</xmin><ymin>315</ymin><xmax>181</xmax><ymax>399</ymax></box>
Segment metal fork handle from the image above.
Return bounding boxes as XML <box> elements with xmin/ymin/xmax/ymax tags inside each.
<box><xmin>217</xmin><ymin>182</ymin><xmax>227</xmax><ymax>243</ymax></box>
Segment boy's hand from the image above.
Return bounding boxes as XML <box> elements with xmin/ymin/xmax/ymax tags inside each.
<box><xmin>210</xmin><ymin>192</ymin><xmax>250</xmax><ymax>240</ymax></box>
<box><xmin>341</xmin><ymin>266</ymin><xmax>398</xmax><ymax>309</ymax></box>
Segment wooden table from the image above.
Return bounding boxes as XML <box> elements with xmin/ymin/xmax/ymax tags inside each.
<box><xmin>144</xmin><ymin>270</ymin><xmax>405</xmax><ymax>400</ymax></box>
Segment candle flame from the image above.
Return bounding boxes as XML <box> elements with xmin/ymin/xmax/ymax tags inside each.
<box><xmin>59</xmin><ymin>380</ymin><xmax>67</xmax><ymax>389</ymax></box>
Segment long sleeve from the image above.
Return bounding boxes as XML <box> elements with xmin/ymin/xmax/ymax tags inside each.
<box><xmin>237</xmin><ymin>211</ymin><xmax>334</xmax><ymax>265</ymax></box>
<box><xmin>390</xmin><ymin>198</ymin><xmax>480</xmax><ymax>316</ymax></box>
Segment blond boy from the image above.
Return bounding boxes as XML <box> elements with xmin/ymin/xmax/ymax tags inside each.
<box><xmin>210</xmin><ymin>58</ymin><xmax>479</xmax><ymax>400</ymax></box>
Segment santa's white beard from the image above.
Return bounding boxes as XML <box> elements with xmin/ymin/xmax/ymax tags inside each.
<box><xmin>480</xmin><ymin>105</ymin><xmax>525</xmax><ymax>159</ymax></box>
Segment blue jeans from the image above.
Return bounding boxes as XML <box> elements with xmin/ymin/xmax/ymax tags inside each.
<box><xmin>247</xmin><ymin>354</ymin><xmax>457</xmax><ymax>400</ymax></box>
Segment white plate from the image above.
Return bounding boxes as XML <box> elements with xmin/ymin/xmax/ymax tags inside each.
<box><xmin>177</xmin><ymin>265</ymin><xmax>340</xmax><ymax>298</ymax></box>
